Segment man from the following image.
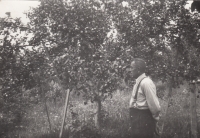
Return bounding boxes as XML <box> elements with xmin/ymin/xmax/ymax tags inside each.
<box><xmin>127</xmin><ymin>58</ymin><xmax>161</xmax><ymax>138</ymax></box>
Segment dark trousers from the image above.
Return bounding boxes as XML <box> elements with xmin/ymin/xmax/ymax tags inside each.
<box><xmin>130</xmin><ymin>108</ymin><xmax>155</xmax><ymax>138</ymax></box>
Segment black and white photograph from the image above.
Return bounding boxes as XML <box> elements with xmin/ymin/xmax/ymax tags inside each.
<box><xmin>0</xmin><ymin>0</ymin><xmax>200</xmax><ymax>138</ymax></box>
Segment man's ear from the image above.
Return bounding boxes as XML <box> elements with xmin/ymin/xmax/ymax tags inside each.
<box><xmin>136</xmin><ymin>67</ymin><xmax>140</xmax><ymax>73</ymax></box>
<box><xmin>137</xmin><ymin>69</ymin><xmax>143</xmax><ymax>76</ymax></box>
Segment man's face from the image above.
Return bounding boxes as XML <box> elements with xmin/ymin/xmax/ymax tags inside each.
<box><xmin>126</xmin><ymin>61</ymin><xmax>139</xmax><ymax>79</ymax></box>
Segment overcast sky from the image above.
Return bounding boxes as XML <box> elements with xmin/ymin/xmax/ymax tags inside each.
<box><xmin>0</xmin><ymin>0</ymin><xmax>40</xmax><ymax>23</ymax></box>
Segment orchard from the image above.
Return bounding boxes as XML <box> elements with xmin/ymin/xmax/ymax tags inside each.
<box><xmin>0</xmin><ymin>0</ymin><xmax>200</xmax><ymax>138</ymax></box>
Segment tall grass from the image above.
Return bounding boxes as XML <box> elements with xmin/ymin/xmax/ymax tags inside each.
<box><xmin>2</xmin><ymin>84</ymin><xmax>198</xmax><ymax>138</ymax></box>
<box><xmin>159</xmin><ymin>85</ymin><xmax>191</xmax><ymax>138</ymax></box>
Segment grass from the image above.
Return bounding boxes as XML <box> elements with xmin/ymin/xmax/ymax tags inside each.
<box><xmin>1</xmin><ymin>83</ymin><xmax>198</xmax><ymax>138</ymax></box>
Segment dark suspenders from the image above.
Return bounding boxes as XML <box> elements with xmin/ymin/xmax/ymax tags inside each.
<box><xmin>134</xmin><ymin>77</ymin><xmax>147</xmax><ymax>100</ymax></box>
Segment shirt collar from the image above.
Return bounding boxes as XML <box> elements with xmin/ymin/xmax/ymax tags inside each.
<box><xmin>136</xmin><ymin>73</ymin><xmax>146</xmax><ymax>83</ymax></box>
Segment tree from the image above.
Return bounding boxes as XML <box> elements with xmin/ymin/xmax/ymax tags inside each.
<box><xmin>27</xmin><ymin>0</ymin><xmax>120</xmax><ymax>129</ymax></box>
<box><xmin>0</xmin><ymin>15</ymin><xmax>58</xmax><ymax>136</ymax></box>
<box><xmin>0</xmin><ymin>16</ymin><xmax>37</xmax><ymax>135</ymax></box>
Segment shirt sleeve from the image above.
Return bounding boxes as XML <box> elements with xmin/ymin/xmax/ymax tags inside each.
<box><xmin>141</xmin><ymin>78</ymin><xmax>161</xmax><ymax>121</ymax></box>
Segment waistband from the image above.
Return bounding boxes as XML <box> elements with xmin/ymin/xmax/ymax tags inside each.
<box><xmin>129</xmin><ymin>105</ymin><xmax>149</xmax><ymax>110</ymax></box>
<box><xmin>129</xmin><ymin>107</ymin><xmax>151</xmax><ymax>113</ymax></box>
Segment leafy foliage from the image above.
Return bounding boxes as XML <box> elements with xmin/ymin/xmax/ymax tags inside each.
<box><xmin>1</xmin><ymin>0</ymin><xmax>200</xmax><ymax>137</ymax></box>
<box><xmin>27</xmin><ymin>0</ymin><xmax>120</xmax><ymax>104</ymax></box>
<box><xmin>103</xmin><ymin>0</ymin><xmax>200</xmax><ymax>87</ymax></box>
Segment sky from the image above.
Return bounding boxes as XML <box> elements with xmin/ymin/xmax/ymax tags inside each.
<box><xmin>0</xmin><ymin>0</ymin><xmax>40</xmax><ymax>23</ymax></box>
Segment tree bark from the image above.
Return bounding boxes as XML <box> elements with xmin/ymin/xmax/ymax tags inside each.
<box><xmin>189</xmin><ymin>82</ymin><xmax>198</xmax><ymax>138</ymax></box>
<box><xmin>41</xmin><ymin>85</ymin><xmax>52</xmax><ymax>132</ymax></box>
<box><xmin>95</xmin><ymin>99</ymin><xmax>101</xmax><ymax>129</ymax></box>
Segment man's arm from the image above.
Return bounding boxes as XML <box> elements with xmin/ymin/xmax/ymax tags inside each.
<box><xmin>141</xmin><ymin>79</ymin><xmax>161</xmax><ymax>121</ymax></box>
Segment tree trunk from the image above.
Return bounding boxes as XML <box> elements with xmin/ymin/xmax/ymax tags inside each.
<box><xmin>160</xmin><ymin>78</ymin><xmax>172</xmax><ymax>136</ymax></box>
<box><xmin>95</xmin><ymin>99</ymin><xmax>101</xmax><ymax>129</ymax></box>
<box><xmin>189</xmin><ymin>82</ymin><xmax>198</xmax><ymax>138</ymax></box>
<box><xmin>41</xmin><ymin>86</ymin><xmax>52</xmax><ymax>132</ymax></box>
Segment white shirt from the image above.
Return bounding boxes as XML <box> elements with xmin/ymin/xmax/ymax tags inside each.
<box><xmin>129</xmin><ymin>73</ymin><xmax>161</xmax><ymax>121</ymax></box>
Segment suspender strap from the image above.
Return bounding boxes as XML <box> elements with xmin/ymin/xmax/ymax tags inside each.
<box><xmin>134</xmin><ymin>77</ymin><xmax>147</xmax><ymax>100</ymax></box>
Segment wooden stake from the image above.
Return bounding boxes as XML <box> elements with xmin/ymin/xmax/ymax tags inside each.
<box><xmin>44</xmin><ymin>97</ymin><xmax>52</xmax><ymax>132</ymax></box>
<box><xmin>59</xmin><ymin>89</ymin><xmax>70</xmax><ymax>138</ymax></box>
<box><xmin>94</xmin><ymin>99</ymin><xmax>101</xmax><ymax>129</ymax></box>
